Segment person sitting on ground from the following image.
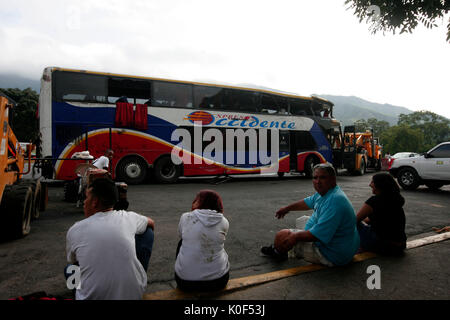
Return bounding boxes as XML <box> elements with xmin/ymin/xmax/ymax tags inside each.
<box><xmin>175</xmin><ymin>190</ymin><xmax>230</xmax><ymax>292</ymax></box>
<box><xmin>92</xmin><ymin>149</ymin><xmax>114</xmax><ymax>171</ymax></box>
<box><xmin>261</xmin><ymin>163</ymin><xmax>360</xmax><ymax>267</ymax></box>
<box><xmin>356</xmin><ymin>173</ymin><xmax>407</xmax><ymax>256</ymax></box>
<box><xmin>65</xmin><ymin>177</ymin><xmax>155</xmax><ymax>300</ymax></box>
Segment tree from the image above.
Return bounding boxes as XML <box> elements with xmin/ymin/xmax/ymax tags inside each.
<box><xmin>397</xmin><ymin>110</ymin><xmax>450</xmax><ymax>150</ymax></box>
<box><xmin>354</xmin><ymin>117</ymin><xmax>390</xmax><ymax>137</ymax></box>
<box><xmin>380</xmin><ymin>125</ymin><xmax>425</xmax><ymax>154</ymax></box>
<box><xmin>0</xmin><ymin>87</ymin><xmax>39</xmax><ymax>143</ymax></box>
<box><xmin>345</xmin><ymin>0</ymin><xmax>450</xmax><ymax>42</ymax></box>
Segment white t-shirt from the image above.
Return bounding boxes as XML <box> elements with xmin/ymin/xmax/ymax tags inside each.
<box><xmin>66</xmin><ymin>210</ymin><xmax>148</xmax><ymax>300</ymax></box>
<box><xmin>92</xmin><ymin>156</ymin><xmax>109</xmax><ymax>169</ymax></box>
<box><xmin>175</xmin><ymin>209</ymin><xmax>229</xmax><ymax>281</ymax></box>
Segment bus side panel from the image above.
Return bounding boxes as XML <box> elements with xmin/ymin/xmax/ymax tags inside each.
<box><xmin>278</xmin><ymin>154</ymin><xmax>290</xmax><ymax>173</ymax></box>
<box><xmin>309</xmin><ymin>122</ymin><xmax>333</xmax><ymax>162</ymax></box>
<box><xmin>54</xmin><ymin>130</ymin><xmax>172</xmax><ymax>180</ymax></box>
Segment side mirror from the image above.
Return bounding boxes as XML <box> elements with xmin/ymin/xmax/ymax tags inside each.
<box><xmin>424</xmin><ymin>153</ymin><xmax>431</xmax><ymax>159</ymax></box>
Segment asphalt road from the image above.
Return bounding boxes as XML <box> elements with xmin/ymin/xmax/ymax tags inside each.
<box><xmin>0</xmin><ymin>170</ymin><xmax>449</xmax><ymax>300</ymax></box>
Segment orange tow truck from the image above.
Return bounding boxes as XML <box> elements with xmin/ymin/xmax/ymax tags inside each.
<box><xmin>342</xmin><ymin>125</ymin><xmax>382</xmax><ymax>175</ymax></box>
<box><xmin>0</xmin><ymin>94</ymin><xmax>47</xmax><ymax>240</ymax></box>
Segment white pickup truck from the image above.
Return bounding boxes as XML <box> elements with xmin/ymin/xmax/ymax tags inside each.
<box><xmin>389</xmin><ymin>142</ymin><xmax>450</xmax><ymax>190</ymax></box>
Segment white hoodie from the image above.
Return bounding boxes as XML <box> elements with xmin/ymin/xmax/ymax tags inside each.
<box><xmin>175</xmin><ymin>209</ymin><xmax>230</xmax><ymax>281</ymax></box>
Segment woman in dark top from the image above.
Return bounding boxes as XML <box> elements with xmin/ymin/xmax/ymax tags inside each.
<box><xmin>356</xmin><ymin>173</ymin><xmax>407</xmax><ymax>255</ymax></box>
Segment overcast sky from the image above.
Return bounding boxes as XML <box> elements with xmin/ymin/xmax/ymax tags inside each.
<box><xmin>1</xmin><ymin>0</ymin><xmax>449</xmax><ymax>118</ymax></box>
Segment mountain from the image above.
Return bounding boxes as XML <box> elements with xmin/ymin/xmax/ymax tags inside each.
<box><xmin>319</xmin><ymin>94</ymin><xmax>414</xmax><ymax>126</ymax></box>
<box><xmin>0</xmin><ymin>73</ymin><xmax>40</xmax><ymax>93</ymax></box>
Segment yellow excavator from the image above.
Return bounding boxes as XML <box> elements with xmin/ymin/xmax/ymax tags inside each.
<box><xmin>0</xmin><ymin>94</ymin><xmax>47</xmax><ymax>240</ymax></box>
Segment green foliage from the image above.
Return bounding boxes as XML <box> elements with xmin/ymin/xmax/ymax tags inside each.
<box><xmin>398</xmin><ymin>110</ymin><xmax>450</xmax><ymax>150</ymax></box>
<box><xmin>345</xmin><ymin>0</ymin><xmax>450</xmax><ymax>42</ymax></box>
<box><xmin>380</xmin><ymin>110</ymin><xmax>450</xmax><ymax>154</ymax></box>
<box><xmin>354</xmin><ymin>117</ymin><xmax>390</xmax><ymax>137</ymax></box>
<box><xmin>380</xmin><ymin>125</ymin><xmax>425</xmax><ymax>154</ymax></box>
<box><xmin>0</xmin><ymin>87</ymin><xmax>39</xmax><ymax>143</ymax></box>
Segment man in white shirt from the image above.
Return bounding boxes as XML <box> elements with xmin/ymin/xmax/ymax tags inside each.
<box><xmin>92</xmin><ymin>149</ymin><xmax>114</xmax><ymax>170</ymax></box>
<box><xmin>65</xmin><ymin>177</ymin><xmax>155</xmax><ymax>300</ymax></box>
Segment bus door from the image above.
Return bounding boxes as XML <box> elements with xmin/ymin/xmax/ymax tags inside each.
<box><xmin>281</xmin><ymin>131</ymin><xmax>297</xmax><ymax>172</ymax></box>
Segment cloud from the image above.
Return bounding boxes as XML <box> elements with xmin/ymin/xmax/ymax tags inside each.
<box><xmin>0</xmin><ymin>0</ymin><xmax>449</xmax><ymax>118</ymax></box>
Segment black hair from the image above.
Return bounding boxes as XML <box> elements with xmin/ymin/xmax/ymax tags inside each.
<box><xmin>89</xmin><ymin>178</ymin><xmax>118</xmax><ymax>208</ymax></box>
<box><xmin>372</xmin><ymin>173</ymin><xmax>401</xmax><ymax>195</ymax></box>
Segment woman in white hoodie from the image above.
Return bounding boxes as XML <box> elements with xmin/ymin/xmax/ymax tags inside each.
<box><xmin>175</xmin><ymin>190</ymin><xmax>230</xmax><ymax>291</ymax></box>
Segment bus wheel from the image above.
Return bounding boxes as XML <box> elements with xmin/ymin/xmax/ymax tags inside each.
<box><xmin>154</xmin><ymin>156</ymin><xmax>181</xmax><ymax>183</ymax></box>
<box><xmin>304</xmin><ymin>157</ymin><xmax>316</xmax><ymax>178</ymax></box>
<box><xmin>117</xmin><ymin>157</ymin><xmax>148</xmax><ymax>185</ymax></box>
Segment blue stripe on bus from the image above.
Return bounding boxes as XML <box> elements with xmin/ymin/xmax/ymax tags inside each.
<box><xmin>309</xmin><ymin>122</ymin><xmax>332</xmax><ymax>163</ymax></box>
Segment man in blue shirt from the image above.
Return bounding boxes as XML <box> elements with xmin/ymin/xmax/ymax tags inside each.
<box><xmin>261</xmin><ymin>163</ymin><xmax>360</xmax><ymax>266</ymax></box>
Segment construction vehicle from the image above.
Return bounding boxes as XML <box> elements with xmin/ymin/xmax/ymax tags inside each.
<box><xmin>342</xmin><ymin>125</ymin><xmax>382</xmax><ymax>175</ymax></box>
<box><xmin>0</xmin><ymin>94</ymin><xmax>47</xmax><ymax>240</ymax></box>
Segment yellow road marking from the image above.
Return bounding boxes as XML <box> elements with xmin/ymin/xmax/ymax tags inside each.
<box><xmin>143</xmin><ymin>232</ymin><xmax>450</xmax><ymax>300</ymax></box>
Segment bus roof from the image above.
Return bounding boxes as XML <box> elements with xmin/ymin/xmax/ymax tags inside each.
<box><xmin>44</xmin><ymin>66</ymin><xmax>333</xmax><ymax>105</ymax></box>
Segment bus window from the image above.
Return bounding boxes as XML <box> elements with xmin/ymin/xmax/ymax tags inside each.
<box><xmin>311</xmin><ymin>101</ymin><xmax>323</xmax><ymax>117</ymax></box>
<box><xmin>153</xmin><ymin>81</ymin><xmax>193</xmax><ymax>108</ymax></box>
<box><xmin>219</xmin><ymin>88</ymin><xmax>257</xmax><ymax>112</ymax></box>
<box><xmin>289</xmin><ymin>99</ymin><xmax>313</xmax><ymax>116</ymax></box>
<box><xmin>259</xmin><ymin>93</ymin><xmax>280</xmax><ymax>114</ymax></box>
<box><xmin>277</xmin><ymin>96</ymin><xmax>288</xmax><ymax>114</ymax></box>
<box><xmin>194</xmin><ymin>85</ymin><xmax>223</xmax><ymax>109</ymax></box>
<box><xmin>108</xmin><ymin>78</ymin><xmax>151</xmax><ymax>104</ymax></box>
<box><xmin>53</xmin><ymin>71</ymin><xmax>107</xmax><ymax>103</ymax></box>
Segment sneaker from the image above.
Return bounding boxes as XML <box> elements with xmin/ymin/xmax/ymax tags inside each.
<box><xmin>260</xmin><ymin>245</ymin><xmax>288</xmax><ymax>260</ymax></box>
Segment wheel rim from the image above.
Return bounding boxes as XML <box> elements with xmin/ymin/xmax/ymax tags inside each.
<box><xmin>161</xmin><ymin>162</ymin><xmax>176</xmax><ymax>178</ymax></box>
<box><xmin>400</xmin><ymin>172</ymin><xmax>414</xmax><ymax>186</ymax></box>
<box><xmin>124</xmin><ymin>162</ymin><xmax>142</xmax><ymax>179</ymax></box>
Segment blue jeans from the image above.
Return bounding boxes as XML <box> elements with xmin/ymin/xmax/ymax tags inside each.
<box><xmin>357</xmin><ymin>222</ymin><xmax>405</xmax><ymax>256</ymax></box>
<box><xmin>135</xmin><ymin>227</ymin><xmax>154</xmax><ymax>272</ymax></box>
<box><xmin>357</xmin><ymin>222</ymin><xmax>379</xmax><ymax>252</ymax></box>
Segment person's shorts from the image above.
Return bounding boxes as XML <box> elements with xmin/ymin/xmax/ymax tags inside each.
<box><xmin>288</xmin><ymin>228</ymin><xmax>334</xmax><ymax>267</ymax></box>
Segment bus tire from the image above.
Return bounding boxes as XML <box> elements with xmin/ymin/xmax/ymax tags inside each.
<box><xmin>304</xmin><ymin>156</ymin><xmax>317</xmax><ymax>178</ymax></box>
<box><xmin>397</xmin><ymin>167</ymin><xmax>420</xmax><ymax>190</ymax></box>
<box><xmin>153</xmin><ymin>156</ymin><xmax>181</xmax><ymax>183</ymax></box>
<box><xmin>117</xmin><ymin>156</ymin><xmax>148</xmax><ymax>185</ymax></box>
